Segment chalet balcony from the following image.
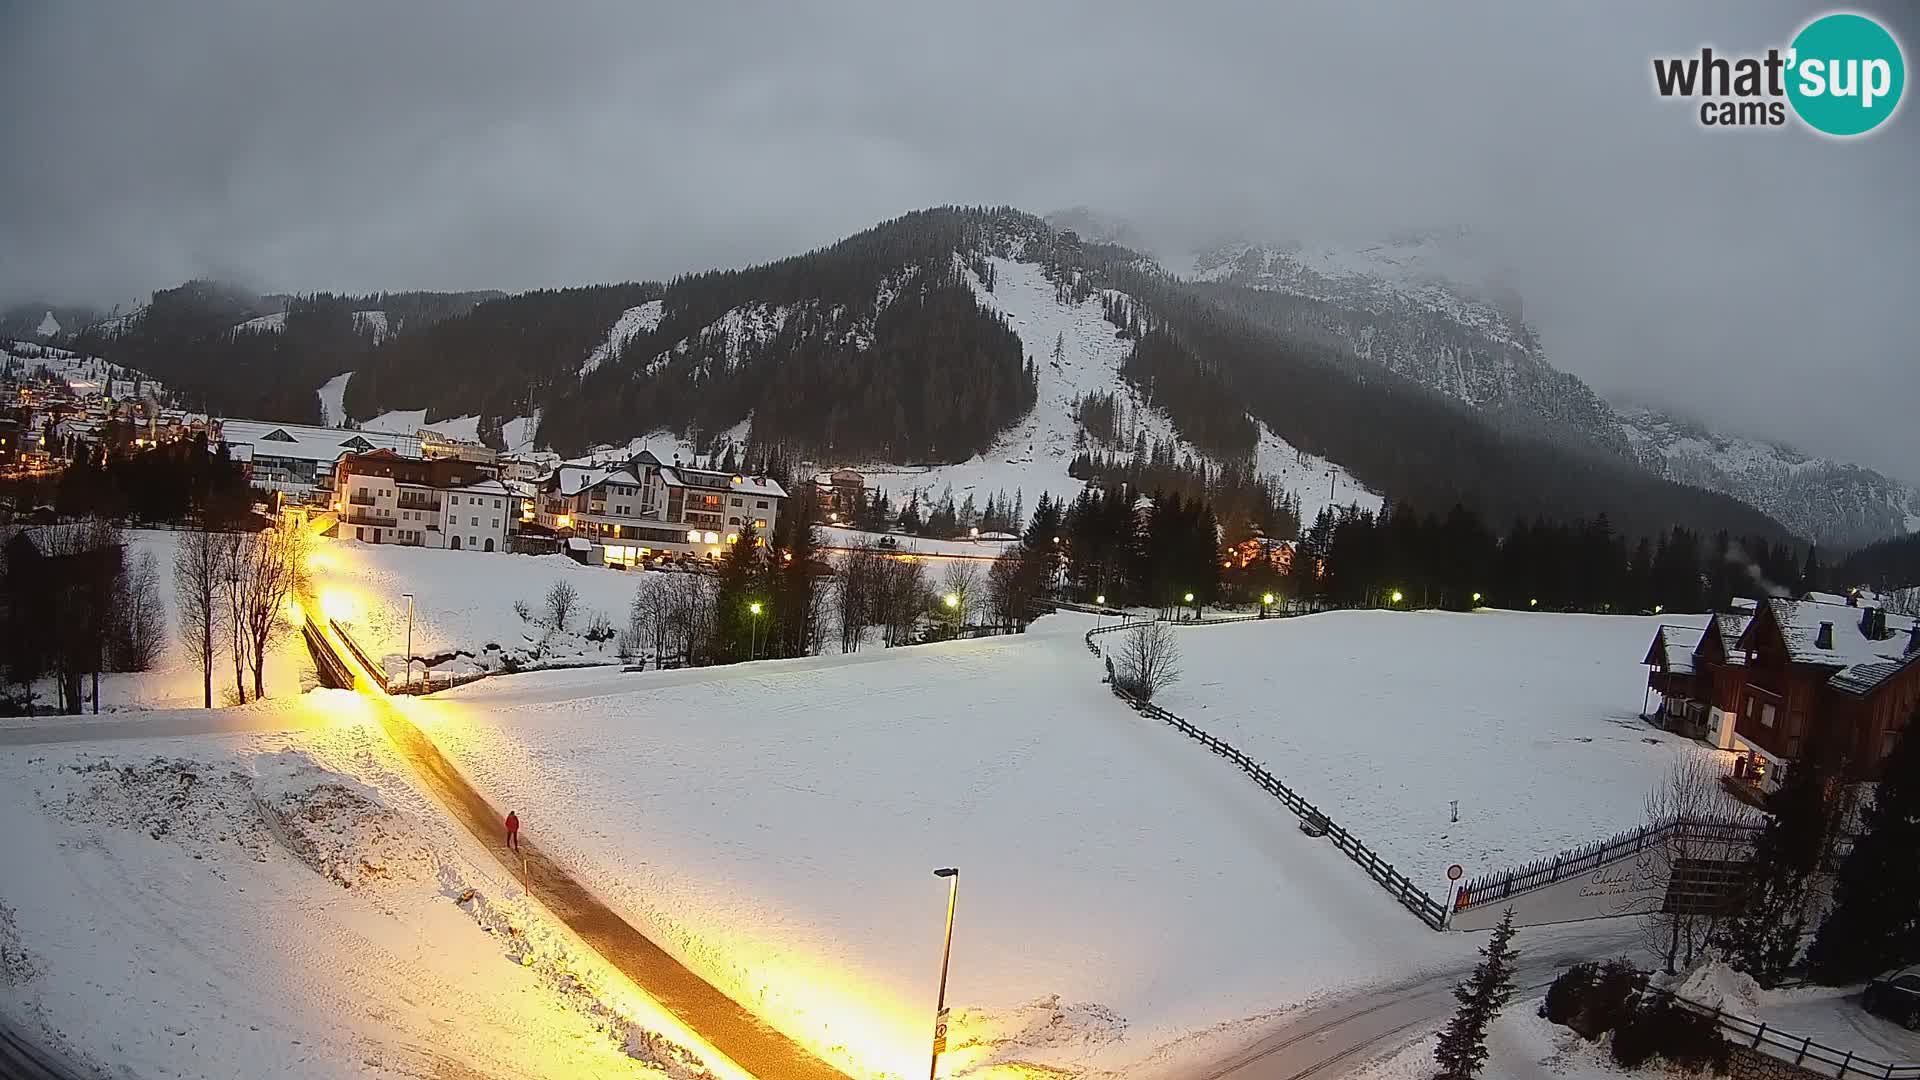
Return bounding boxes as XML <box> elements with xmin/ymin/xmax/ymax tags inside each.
<box><xmin>348</xmin><ymin>492</ymin><xmax>377</xmax><ymax>506</ymax></box>
<box><xmin>397</xmin><ymin>495</ymin><xmax>441</xmax><ymax>512</ymax></box>
<box><xmin>346</xmin><ymin>509</ymin><xmax>396</xmax><ymax>527</ymax></box>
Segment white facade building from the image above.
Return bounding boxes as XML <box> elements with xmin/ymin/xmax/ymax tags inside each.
<box><xmin>535</xmin><ymin>449</ymin><xmax>787</xmax><ymax>563</ymax></box>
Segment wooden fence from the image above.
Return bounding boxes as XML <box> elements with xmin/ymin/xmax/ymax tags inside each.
<box><xmin>1083</xmin><ymin>620</ymin><xmax>1449</xmax><ymax>929</ymax></box>
<box><xmin>1643</xmin><ymin>985</ymin><xmax>1920</xmax><ymax>1079</ymax></box>
<box><xmin>1454</xmin><ymin>817</ymin><xmax>1765</xmax><ymax>913</ymax></box>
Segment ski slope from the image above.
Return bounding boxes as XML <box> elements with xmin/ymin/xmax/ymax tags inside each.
<box><xmin>315</xmin><ymin>371</ymin><xmax>353</xmax><ymax>427</ymax></box>
<box><xmin>849</xmin><ymin>257</ymin><xmax>1378</xmax><ymax>523</ymax></box>
<box><xmin>412</xmin><ymin>615</ymin><xmax>1469</xmax><ymax>1080</ymax></box>
<box><xmin>1154</xmin><ymin>610</ymin><xmax>1721</xmax><ymax>885</ymax></box>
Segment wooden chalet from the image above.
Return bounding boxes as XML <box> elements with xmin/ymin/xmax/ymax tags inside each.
<box><xmin>1643</xmin><ymin>593</ymin><xmax>1918</xmax><ymax>793</ymax></box>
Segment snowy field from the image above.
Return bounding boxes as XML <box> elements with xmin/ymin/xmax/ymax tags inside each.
<box><xmin>1153</xmin><ymin>610</ymin><xmax>1718</xmax><ymax>886</ymax></box>
<box><xmin>306</xmin><ymin>537</ymin><xmax>640</xmax><ymax>681</ymax></box>
<box><xmin>408</xmin><ymin>614</ymin><xmax>1477</xmax><ymax>1080</ymax></box>
<box><xmin>0</xmin><ymin>701</ymin><xmax>733</xmax><ymax>1080</ymax></box>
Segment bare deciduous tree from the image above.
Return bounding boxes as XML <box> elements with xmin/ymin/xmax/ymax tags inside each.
<box><xmin>1637</xmin><ymin>756</ymin><xmax>1752</xmax><ymax>974</ymax></box>
<box><xmin>232</xmin><ymin>527</ymin><xmax>306</xmax><ymax>701</ymax></box>
<box><xmin>174</xmin><ymin>523</ymin><xmax>229</xmax><ymax>709</ymax></box>
<box><xmin>836</xmin><ymin>545</ymin><xmax>881</xmax><ymax>653</ymax></box>
<box><xmin>1116</xmin><ymin>620</ymin><xmax>1180</xmax><ymax>700</ymax></box>
<box><xmin>545</xmin><ymin>579</ymin><xmax>580</xmax><ymax>631</ymax></box>
<box><xmin>111</xmin><ymin>550</ymin><xmax>166</xmax><ymax>671</ymax></box>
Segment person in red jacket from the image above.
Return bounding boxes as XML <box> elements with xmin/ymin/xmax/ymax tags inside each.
<box><xmin>504</xmin><ymin>810</ymin><xmax>520</xmax><ymax>852</ymax></box>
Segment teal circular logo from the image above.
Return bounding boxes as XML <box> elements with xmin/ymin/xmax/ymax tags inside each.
<box><xmin>1787</xmin><ymin>13</ymin><xmax>1905</xmax><ymax>136</ymax></box>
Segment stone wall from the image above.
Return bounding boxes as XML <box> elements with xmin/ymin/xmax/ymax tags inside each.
<box><xmin>1728</xmin><ymin>1045</ymin><xmax>1839</xmax><ymax>1080</ymax></box>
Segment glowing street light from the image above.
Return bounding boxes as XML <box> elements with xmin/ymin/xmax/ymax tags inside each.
<box><xmin>1390</xmin><ymin>589</ymin><xmax>1404</xmax><ymax>605</ymax></box>
<box><xmin>943</xmin><ymin>593</ymin><xmax>960</xmax><ymax>609</ymax></box>
<box><xmin>1184</xmin><ymin>592</ymin><xmax>1194</xmax><ymax>603</ymax></box>
<box><xmin>1095</xmin><ymin>594</ymin><xmax>1106</xmax><ymax>605</ymax></box>
<box><xmin>928</xmin><ymin>867</ymin><xmax>960</xmax><ymax>1080</ymax></box>
<box><xmin>748</xmin><ymin>600</ymin><xmax>764</xmax><ymax>659</ymax></box>
<box><xmin>1654</xmin><ymin>604</ymin><xmax>1664</xmax><ymax>615</ymax></box>
<box><xmin>1472</xmin><ymin>592</ymin><xmax>1482</xmax><ymax>605</ymax></box>
<box><xmin>1261</xmin><ymin>591</ymin><xmax>1275</xmax><ymax>618</ymax></box>
<box><xmin>1529</xmin><ymin>598</ymin><xmax>1539</xmax><ymax>608</ymax></box>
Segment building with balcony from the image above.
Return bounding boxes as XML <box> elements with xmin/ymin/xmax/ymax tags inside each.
<box><xmin>332</xmin><ymin>449</ymin><xmax>513</xmax><ymax>552</ymax></box>
<box><xmin>534</xmin><ymin>449</ymin><xmax>787</xmax><ymax>563</ymax></box>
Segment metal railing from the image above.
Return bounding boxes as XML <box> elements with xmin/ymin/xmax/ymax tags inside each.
<box><xmin>1643</xmin><ymin>985</ymin><xmax>1920</xmax><ymax>1079</ymax></box>
<box><xmin>1083</xmin><ymin>618</ymin><xmax>1449</xmax><ymax>929</ymax></box>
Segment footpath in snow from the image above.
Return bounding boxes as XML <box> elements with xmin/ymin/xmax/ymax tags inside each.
<box><xmin>411</xmin><ymin>613</ymin><xmax>1474</xmax><ymax>1080</ymax></box>
<box><xmin>1154</xmin><ymin>609</ymin><xmax>1718</xmax><ymax>886</ymax></box>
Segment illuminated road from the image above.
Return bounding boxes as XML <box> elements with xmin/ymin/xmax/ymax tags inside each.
<box><xmin>302</xmin><ymin>604</ymin><xmax>851</xmax><ymax>1080</ymax></box>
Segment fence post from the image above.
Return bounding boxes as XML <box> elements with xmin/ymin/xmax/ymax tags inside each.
<box><xmin>1837</xmin><ymin>1050</ymin><xmax>1853</xmax><ymax>1076</ymax></box>
<box><xmin>1795</xmin><ymin>1035</ymin><xmax>1810</xmax><ymax>1065</ymax></box>
<box><xmin>1752</xmin><ymin>1022</ymin><xmax>1766</xmax><ymax>1049</ymax></box>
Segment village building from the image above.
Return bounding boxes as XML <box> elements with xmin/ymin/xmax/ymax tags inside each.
<box><xmin>330</xmin><ymin>449</ymin><xmax>513</xmax><ymax>551</ymax></box>
<box><xmin>1645</xmin><ymin>592</ymin><xmax>1920</xmax><ymax>794</ymax></box>
<box><xmin>534</xmin><ymin>450</ymin><xmax>787</xmax><ymax>564</ymax></box>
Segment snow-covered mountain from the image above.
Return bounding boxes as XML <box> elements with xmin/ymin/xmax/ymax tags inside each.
<box><xmin>1151</xmin><ymin>226</ymin><xmax>1914</xmax><ymax>548</ymax></box>
<box><xmin>1615</xmin><ymin>407</ymin><xmax>1920</xmax><ymax>548</ymax></box>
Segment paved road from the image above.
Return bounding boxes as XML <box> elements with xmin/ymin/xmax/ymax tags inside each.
<box><xmin>1197</xmin><ymin>921</ymin><xmax>1647</xmax><ymax>1080</ymax></box>
<box><xmin>311</xmin><ymin>613</ymin><xmax>850</xmax><ymax>1080</ymax></box>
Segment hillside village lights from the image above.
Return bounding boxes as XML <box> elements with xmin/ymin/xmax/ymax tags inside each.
<box><xmin>928</xmin><ymin>867</ymin><xmax>960</xmax><ymax>1080</ymax></box>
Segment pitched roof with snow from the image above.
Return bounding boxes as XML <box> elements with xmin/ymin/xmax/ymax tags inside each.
<box><xmin>1655</xmin><ymin>626</ymin><xmax>1705</xmax><ymax>674</ymax></box>
<box><xmin>215</xmin><ymin>418</ymin><xmax>417</xmax><ymax>465</ymax></box>
<box><xmin>1749</xmin><ymin>596</ymin><xmax>1919</xmax><ymax>696</ymax></box>
<box><xmin>1702</xmin><ymin>613</ymin><xmax>1752</xmax><ymax>666</ymax></box>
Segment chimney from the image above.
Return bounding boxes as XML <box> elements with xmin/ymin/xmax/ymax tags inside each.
<box><xmin>1860</xmin><ymin>606</ymin><xmax>1888</xmax><ymax>641</ymax></box>
<box><xmin>1908</xmin><ymin>623</ymin><xmax>1920</xmax><ymax>655</ymax></box>
<box><xmin>1815</xmin><ymin>622</ymin><xmax>1835</xmax><ymax>650</ymax></box>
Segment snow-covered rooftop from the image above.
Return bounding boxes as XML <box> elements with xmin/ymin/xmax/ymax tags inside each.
<box><xmin>215</xmin><ymin>418</ymin><xmax>417</xmax><ymax>465</ymax></box>
<box><xmin>1648</xmin><ymin>625</ymin><xmax>1705</xmax><ymax>674</ymax></box>
<box><xmin>1752</xmin><ymin>596</ymin><xmax>1919</xmax><ymax>694</ymax></box>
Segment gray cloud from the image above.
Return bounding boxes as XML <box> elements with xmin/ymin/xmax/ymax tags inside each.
<box><xmin>3</xmin><ymin>1</ymin><xmax>1915</xmax><ymax>481</ymax></box>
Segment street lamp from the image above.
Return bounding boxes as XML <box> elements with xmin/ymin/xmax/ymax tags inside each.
<box><xmin>401</xmin><ymin>592</ymin><xmax>415</xmax><ymax>692</ymax></box>
<box><xmin>1471</xmin><ymin>592</ymin><xmax>1482</xmax><ymax>605</ymax></box>
<box><xmin>1261</xmin><ymin>591</ymin><xmax>1274</xmax><ymax>618</ymax></box>
<box><xmin>748</xmin><ymin>601</ymin><xmax>764</xmax><ymax>660</ymax></box>
<box><xmin>1654</xmin><ymin>604</ymin><xmax>1664</xmax><ymax>615</ymax></box>
<box><xmin>928</xmin><ymin>867</ymin><xmax>959</xmax><ymax>1080</ymax></box>
<box><xmin>1529</xmin><ymin>598</ymin><xmax>1539</xmax><ymax>608</ymax></box>
<box><xmin>944</xmin><ymin>592</ymin><xmax>960</xmax><ymax>609</ymax></box>
<box><xmin>1390</xmin><ymin>589</ymin><xmax>1403</xmax><ymax>605</ymax></box>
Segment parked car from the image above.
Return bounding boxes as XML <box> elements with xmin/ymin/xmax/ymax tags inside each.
<box><xmin>1863</xmin><ymin>966</ymin><xmax>1920</xmax><ymax>1030</ymax></box>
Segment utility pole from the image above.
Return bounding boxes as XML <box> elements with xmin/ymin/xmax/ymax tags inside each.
<box><xmin>929</xmin><ymin>867</ymin><xmax>959</xmax><ymax>1080</ymax></box>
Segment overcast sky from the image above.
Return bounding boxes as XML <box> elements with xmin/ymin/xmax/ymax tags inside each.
<box><xmin>3</xmin><ymin>2</ymin><xmax>1915</xmax><ymax>480</ymax></box>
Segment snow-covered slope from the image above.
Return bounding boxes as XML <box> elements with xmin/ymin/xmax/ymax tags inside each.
<box><xmin>315</xmin><ymin>370</ymin><xmax>353</xmax><ymax>427</ymax></box>
<box><xmin>1617</xmin><ymin>407</ymin><xmax>1920</xmax><ymax>548</ymax></box>
<box><xmin>2</xmin><ymin>339</ymin><xmax>163</xmax><ymax>399</ymax></box>
<box><xmin>34</xmin><ymin>310</ymin><xmax>60</xmax><ymax>338</ymax></box>
<box><xmin>580</xmin><ymin>300</ymin><xmax>664</xmax><ymax>377</ymax></box>
<box><xmin>233</xmin><ymin>311</ymin><xmax>287</xmax><ymax>334</ymax></box>
<box><xmin>362</xmin><ymin>409</ymin><xmax>479</xmax><ymax>443</ymax></box>
<box><xmin>857</xmin><ymin>256</ymin><xmax>1377</xmax><ymax>521</ymax></box>
<box><xmin>353</xmin><ymin>309</ymin><xmax>390</xmax><ymax>343</ymax></box>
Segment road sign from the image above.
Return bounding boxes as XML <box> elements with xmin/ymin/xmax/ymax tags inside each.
<box><xmin>1447</xmin><ymin>864</ymin><xmax>1464</xmax><ymax>881</ymax></box>
<box><xmin>932</xmin><ymin>1007</ymin><xmax>950</xmax><ymax>1055</ymax></box>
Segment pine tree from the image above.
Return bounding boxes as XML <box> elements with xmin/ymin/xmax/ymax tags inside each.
<box><xmin>1808</xmin><ymin>712</ymin><xmax>1920</xmax><ymax>983</ymax></box>
<box><xmin>1434</xmin><ymin>908</ymin><xmax>1520</xmax><ymax>1079</ymax></box>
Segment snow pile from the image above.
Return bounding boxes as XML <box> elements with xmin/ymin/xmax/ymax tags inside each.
<box><xmin>582</xmin><ymin>300</ymin><xmax>665</xmax><ymax>377</ymax></box>
<box><xmin>0</xmin><ymin>719</ymin><xmax>730</xmax><ymax>1079</ymax></box>
<box><xmin>417</xmin><ymin>615</ymin><xmax>1467</xmax><ymax>1079</ymax></box>
<box><xmin>1155</xmin><ymin>610</ymin><xmax>1719</xmax><ymax>884</ymax></box>
<box><xmin>1671</xmin><ymin>960</ymin><xmax>1763</xmax><ymax>1014</ymax></box>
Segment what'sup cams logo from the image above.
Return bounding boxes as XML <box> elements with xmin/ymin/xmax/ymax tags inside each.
<box><xmin>1653</xmin><ymin>11</ymin><xmax>1905</xmax><ymax>136</ymax></box>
